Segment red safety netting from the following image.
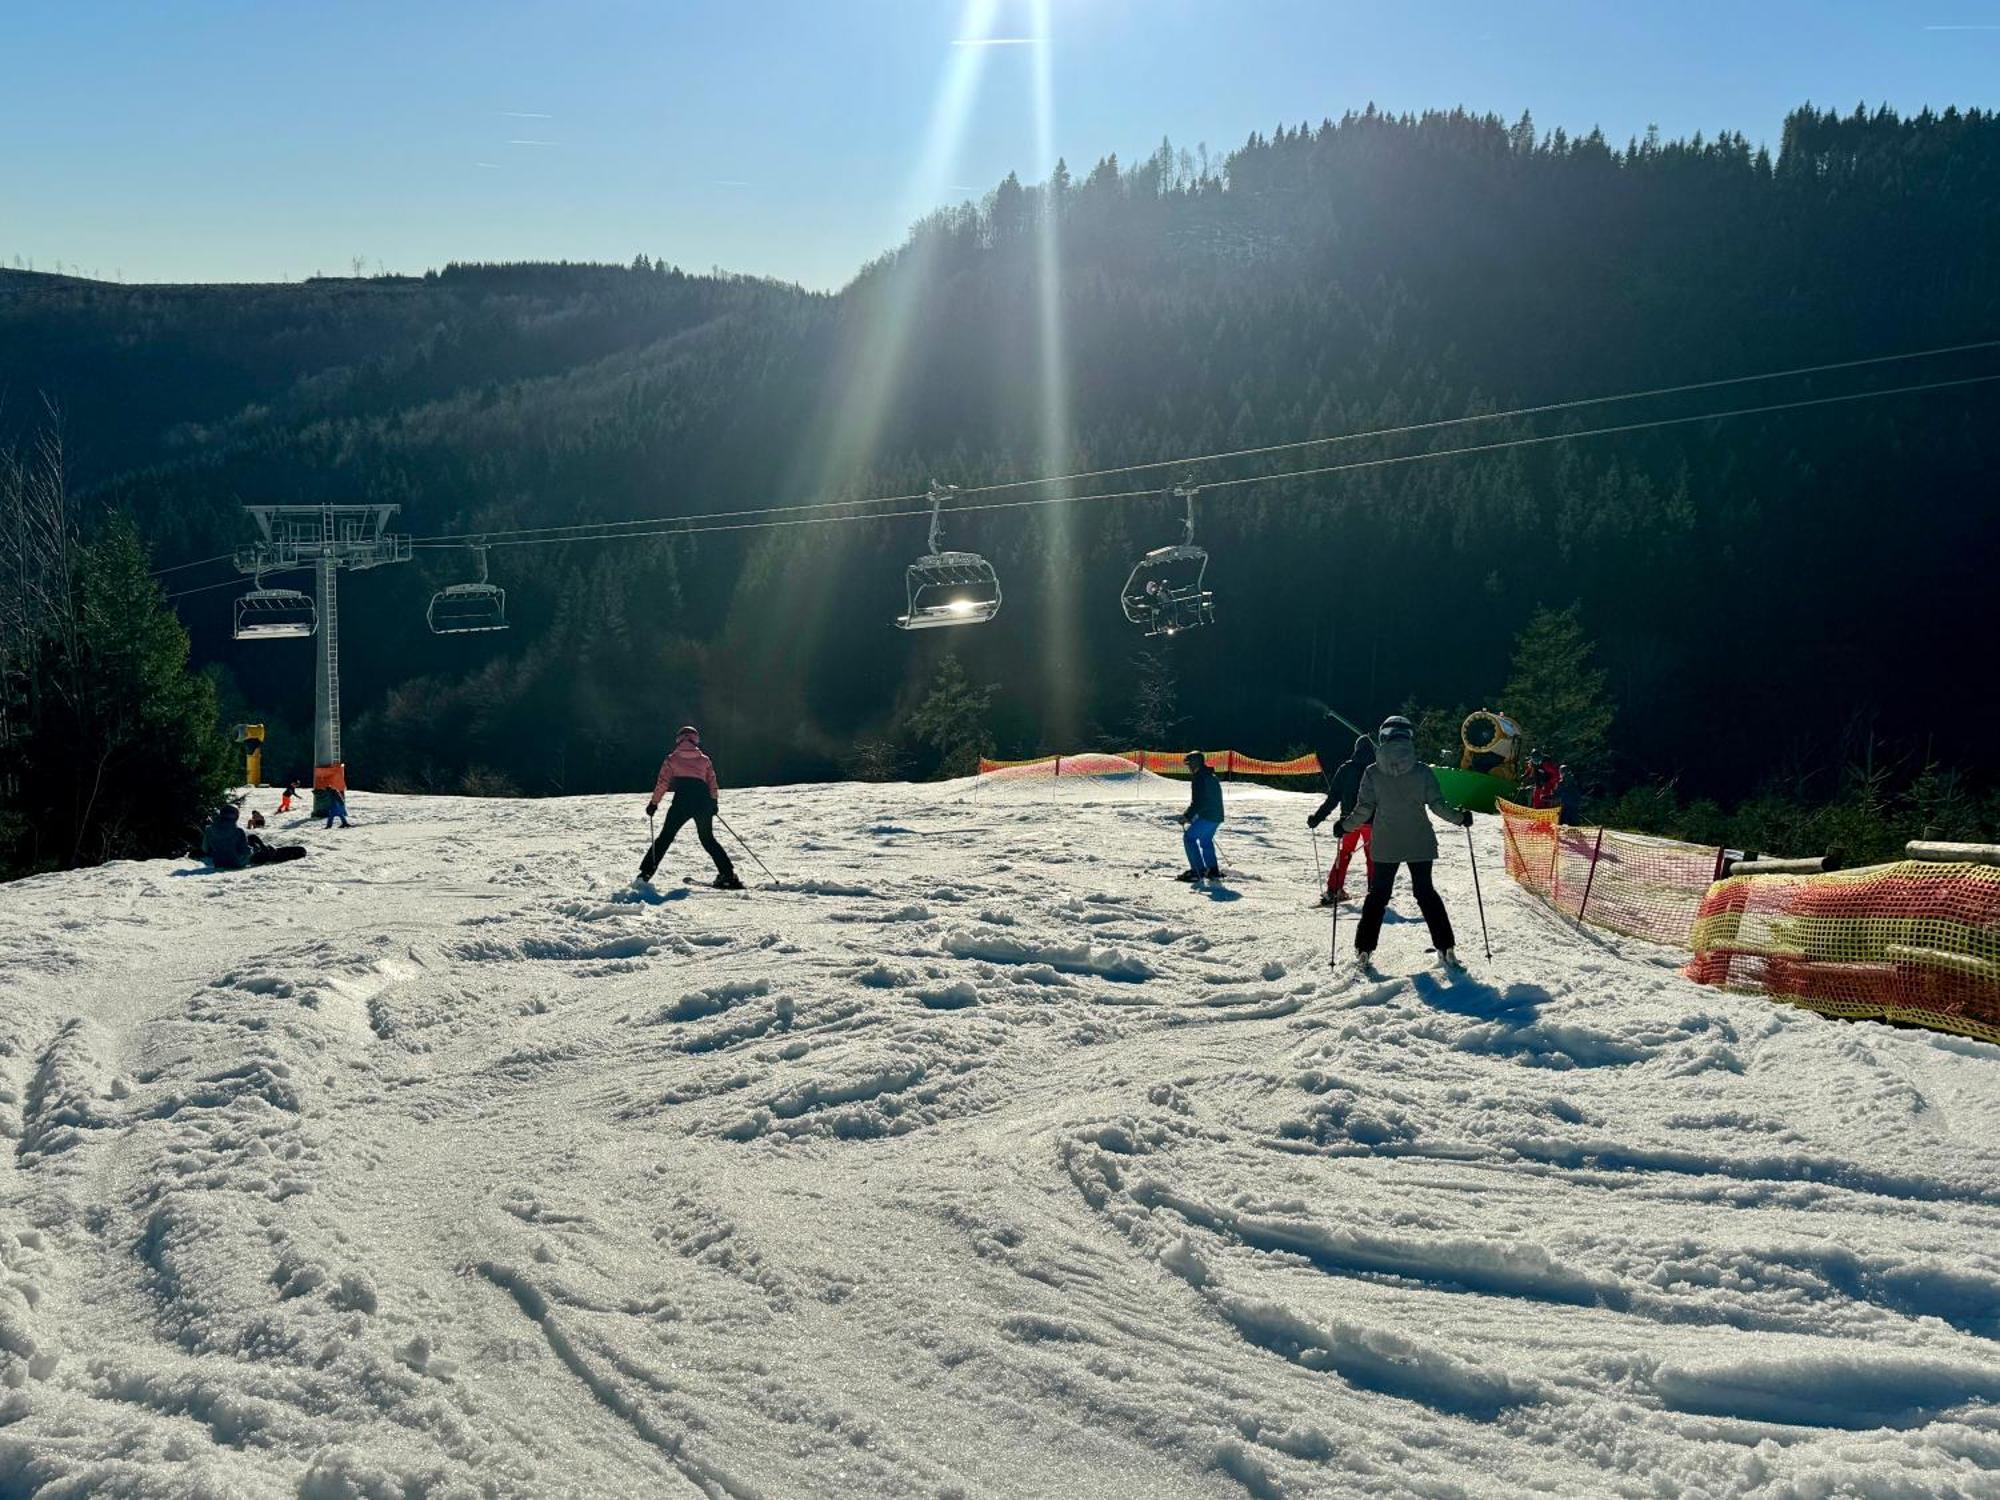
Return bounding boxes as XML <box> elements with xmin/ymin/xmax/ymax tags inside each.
<box><xmin>977</xmin><ymin>752</ymin><xmax>1146</xmax><ymax>783</ymax></box>
<box><xmin>1685</xmin><ymin>861</ymin><xmax>2000</xmax><ymax>1044</ymax></box>
<box><xmin>978</xmin><ymin>749</ymin><xmax>1323</xmax><ymax>779</ymax></box>
<box><xmin>1498</xmin><ymin>799</ymin><xmax>1724</xmax><ymax>948</ymax></box>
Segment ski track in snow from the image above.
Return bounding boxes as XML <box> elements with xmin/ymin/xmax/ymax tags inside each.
<box><xmin>1</xmin><ymin>774</ymin><xmax>1998</xmax><ymax>1497</ymax></box>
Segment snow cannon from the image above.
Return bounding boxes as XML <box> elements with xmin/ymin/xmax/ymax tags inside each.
<box><xmin>1431</xmin><ymin>709</ymin><xmax>1522</xmax><ymax>814</ymax></box>
<box><xmin>235</xmin><ymin>722</ymin><xmax>266</xmax><ymax>787</ymax></box>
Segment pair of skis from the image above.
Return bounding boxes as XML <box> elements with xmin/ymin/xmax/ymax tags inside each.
<box><xmin>1316</xmin><ymin>824</ymin><xmax>1490</xmax><ymax>971</ymax></box>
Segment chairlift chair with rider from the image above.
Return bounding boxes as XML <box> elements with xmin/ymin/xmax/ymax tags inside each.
<box><xmin>427</xmin><ymin>547</ymin><xmax>508</xmax><ymax>634</ymax></box>
<box><xmin>1120</xmin><ymin>483</ymin><xmax>1214</xmax><ymax>637</ymax></box>
<box><xmin>894</xmin><ymin>482</ymin><xmax>1002</xmax><ymax>630</ymax></box>
<box><xmin>233</xmin><ymin>574</ymin><xmax>317</xmax><ymax>641</ymax></box>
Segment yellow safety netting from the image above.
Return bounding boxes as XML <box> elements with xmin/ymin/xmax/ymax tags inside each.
<box><xmin>1685</xmin><ymin>861</ymin><xmax>2000</xmax><ymax>1045</ymax></box>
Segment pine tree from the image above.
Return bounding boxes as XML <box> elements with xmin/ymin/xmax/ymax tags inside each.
<box><xmin>1128</xmin><ymin>648</ymin><xmax>1182</xmax><ymax>747</ymax></box>
<box><xmin>907</xmin><ymin>652</ymin><xmax>996</xmax><ymax>778</ymax></box>
<box><xmin>0</xmin><ymin>515</ymin><xmax>233</xmax><ymax>873</ymax></box>
<box><xmin>1501</xmin><ymin>604</ymin><xmax>1614</xmax><ymax>770</ymax></box>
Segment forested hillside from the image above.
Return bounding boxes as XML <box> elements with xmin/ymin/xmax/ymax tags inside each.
<box><xmin>4</xmin><ymin>102</ymin><xmax>1997</xmax><ymax>816</ymax></box>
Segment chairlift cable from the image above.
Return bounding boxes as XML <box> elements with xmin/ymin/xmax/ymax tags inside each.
<box><xmin>356</xmin><ymin>370</ymin><xmax>2000</xmax><ymax>554</ymax></box>
<box><xmin>370</xmin><ymin>334</ymin><xmax>2000</xmax><ymax>555</ymax></box>
<box><xmin>162</xmin><ymin>363</ymin><xmax>2000</xmax><ymax>602</ymax></box>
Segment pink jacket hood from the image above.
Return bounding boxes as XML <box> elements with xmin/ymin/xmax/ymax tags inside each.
<box><xmin>651</xmin><ymin>730</ymin><xmax>720</xmax><ymax>804</ymax></box>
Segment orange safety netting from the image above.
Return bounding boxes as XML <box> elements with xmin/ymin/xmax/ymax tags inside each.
<box><xmin>1685</xmin><ymin>861</ymin><xmax>2000</xmax><ymax>1045</ymax></box>
<box><xmin>1498</xmin><ymin>799</ymin><xmax>1724</xmax><ymax>948</ymax></box>
<box><xmin>978</xmin><ymin>750</ymin><xmax>1324</xmax><ymax>778</ymax></box>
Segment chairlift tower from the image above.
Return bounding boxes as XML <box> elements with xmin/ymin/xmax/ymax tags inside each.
<box><xmin>235</xmin><ymin>505</ymin><xmax>410</xmax><ymax>808</ymax></box>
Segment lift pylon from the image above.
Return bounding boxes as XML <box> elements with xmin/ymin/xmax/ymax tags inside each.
<box><xmin>235</xmin><ymin>505</ymin><xmax>410</xmax><ymax>814</ymax></box>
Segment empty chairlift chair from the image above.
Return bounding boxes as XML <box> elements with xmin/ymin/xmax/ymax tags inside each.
<box><xmin>233</xmin><ymin>577</ymin><xmax>317</xmax><ymax>640</ymax></box>
<box><xmin>427</xmin><ymin>547</ymin><xmax>508</xmax><ymax>634</ymax></box>
<box><xmin>1120</xmin><ymin>483</ymin><xmax>1214</xmax><ymax>637</ymax></box>
<box><xmin>895</xmin><ymin>482</ymin><xmax>1002</xmax><ymax>630</ymax></box>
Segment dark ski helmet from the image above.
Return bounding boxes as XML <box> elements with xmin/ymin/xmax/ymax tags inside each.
<box><xmin>1377</xmin><ymin>716</ymin><xmax>1414</xmax><ymax>742</ymax></box>
<box><xmin>1184</xmin><ymin>750</ymin><xmax>1206</xmax><ymax>766</ymax></box>
<box><xmin>676</xmin><ymin>724</ymin><xmax>700</xmax><ymax>740</ymax></box>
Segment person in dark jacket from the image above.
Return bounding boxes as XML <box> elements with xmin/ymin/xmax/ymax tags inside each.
<box><xmin>323</xmin><ymin>787</ymin><xmax>351</xmax><ymax>829</ymax></box>
<box><xmin>1176</xmin><ymin>750</ymin><xmax>1224</xmax><ymax>881</ymax></box>
<box><xmin>640</xmin><ymin>725</ymin><xmax>742</xmax><ymax>887</ymax></box>
<box><xmin>1307</xmin><ymin>733</ymin><xmax>1375</xmax><ymax>905</ymax></box>
<box><xmin>201</xmin><ymin>805</ymin><xmax>306</xmax><ymax>869</ymax></box>
<box><xmin>1338</xmin><ymin>716</ymin><xmax>1470</xmax><ymax>967</ymax></box>
<box><xmin>1556</xmin><ymin>765</ymin><xmax>1580</xmax><ymax>826</ymax></box>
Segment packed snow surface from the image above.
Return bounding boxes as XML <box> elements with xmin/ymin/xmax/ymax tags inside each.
<box><xmin>2</xmin><ymin>775</ymin><xmax>1998</xmax><ymax>1498</ymax></box>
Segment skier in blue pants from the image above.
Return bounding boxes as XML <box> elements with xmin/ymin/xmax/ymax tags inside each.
<box><xmin>1177</xmin><ymin>750</ymin><xmax>1224</xmax><ymax>881</ymax></box>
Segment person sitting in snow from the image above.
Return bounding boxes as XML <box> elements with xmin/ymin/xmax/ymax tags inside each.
<box><xmin>201</xmin><ymin>804</ymin><xmax>306</xmax><ymax>869</ymax></box>
<box><xmin>246</xmin><ymin>809</ymin><xmax>266</xmax><ymax>830</ymax></box>
<box><xmin>1307</xmin><ymin>732</ymin><xmax>1375</xmax><ymax>906</ymax></box>
<box><xmin>1176</xmin><ymin>750</ymin><xmax>1224</xmax><ymax>882</ymax></box>
<box><xmin>640</xmin><ymin>725</ymin><xmax>743</xmax><ymax>888</ymax></box>
<box><xmin>1338</xmin><ymin>716</ymin><xmax>1470</xmax><ymax>969</ymax></box>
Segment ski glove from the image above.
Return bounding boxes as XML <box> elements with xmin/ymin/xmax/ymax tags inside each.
<box><xmin>1306</xmin><ymin>811</ymin><xmax>1324</xmax><ymax>829</ymax></box>
<box><xmin>1459</xmin><ymin>810</ymin><xmax>1474</xmax><ymax>826</ymax></box>
<box><xmin>645</xmin><ymin>802</ymin><xmax>658</xmax><ymax>817</ymax></box>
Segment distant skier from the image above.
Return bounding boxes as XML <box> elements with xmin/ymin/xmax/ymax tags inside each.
<box><xmin>201</xmin><ymin>804</ymin><xmax>306</xmax><ymax>870</ymax></box>
<box><xmin>1556</xmin><ymin>764</ymin><xmax>1580</xmax><ymax>826</ymax></box>
<box><xmin>323</xmin><ymin>787</ymin><xmax>351</xmax><ymax>829</ymax></box>
<box><xmin>1307</xmin><ymin>732</ymin><xmax>1375</xmax><ymax>905</ymax></box>
<box><xmin>278</xmin><ymin>781</ymin><xmax>298</xmax><ymax>814</ymax></box>
<box><xmin>640</xmin><ymin>725</ymin><xmax>743</xmax><ymax>888</ymax></box>
<box><xmin>246</xmin><ymin>809</ymin><xmax>267</xmax><ymax>830</ymax></box>
<box><xmin>1338</xmin><ymin>716</ymin><xmax>1471</xmax><ymax>969</ymax></box>
<box><xmin>1529</xmin><ymin>752</ymin><xmax>1561</xmax><ymax>810</ymax></box>
<box><xmin>1176</xmin><ymin>750</ymin><xmax>1224</xmax><ymax>881</ymax></box>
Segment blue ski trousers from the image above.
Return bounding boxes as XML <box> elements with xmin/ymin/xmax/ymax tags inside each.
<box><xmin>1183</xmin><ymin>816</ymin><xmax>1220</xmax><ymax>873</ymax></box>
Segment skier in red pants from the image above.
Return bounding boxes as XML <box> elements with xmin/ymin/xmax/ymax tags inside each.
<box><xmin>1307</xmin><ymin>733</ymin><xmax>1376</xmax><ymax>905</ymax></box>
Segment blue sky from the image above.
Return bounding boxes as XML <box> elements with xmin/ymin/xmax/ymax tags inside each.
<box><xmin>6</xmin><ymin>1</ymin><xmax>1996</xmax><ymax>289</ymax></box>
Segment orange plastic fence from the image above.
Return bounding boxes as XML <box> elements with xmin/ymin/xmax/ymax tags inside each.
<box><xmin>1497</xmin><ymin>799</ymin><xmax>1724</xmax><ymax>948</ymax></box>
<box><xmin>978</xmin><ymin>750</ymin><xmax>1324</xmax><ymax>778</ymax></box>
<box><xmin>1685</xmin><ymin>862</ymin><xmax>2000</xmax><ymax>1045</ymax></box>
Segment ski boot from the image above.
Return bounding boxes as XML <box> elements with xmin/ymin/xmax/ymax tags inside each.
<box><xmin>1438</xmin><ymin>948</ymin><xmax>1465</xmax><ymax>971</ymax></box>
<box><xmin>1176</xmin><ymin>869</ymin><xmax>1203</xmax><ymax>883</ymax></box>
<box><xmin>1204</xmin><ymin>866</ymin><xmax>1223</xmax><ymax>880</ymax></box>
<box><xmin>713</xmin><ymin>870</ymin><xmax>746</xmax><ymax>891</ymax></box>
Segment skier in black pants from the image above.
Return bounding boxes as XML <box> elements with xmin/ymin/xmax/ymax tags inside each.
<box><xmin>639</xmin><ymin>725</ymin><xmax>743</xmax><ymax>888</ymax></box>
<box><xmin>1338</xmin><ymin>715</ymin><xmax>1471</xmax><ymax>969</ymax></box>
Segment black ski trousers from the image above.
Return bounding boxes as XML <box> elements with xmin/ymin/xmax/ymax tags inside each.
<box><xmin>1354</xmin><ymin>859</ymin><xmax>1456</xmax><ymax>955</ymax></box>
<box><xmin>643</xmin><ymin>798</ymin><xmax>734</xmax><ymax>881</ymax></box>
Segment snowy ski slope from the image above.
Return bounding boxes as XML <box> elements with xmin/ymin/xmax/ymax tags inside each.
<box><xmin>1</xmin><ymin>774</ymin><xmax>1997</xmax><ymax>1498</ymax></box>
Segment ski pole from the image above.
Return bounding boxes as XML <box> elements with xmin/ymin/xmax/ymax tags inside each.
<box><xmin>1465</xmin><ymin>820</ymin><xmax>1492</xmax><ymax>960</ymax></box>
<box><xmin>1310</xmin><ymin>825</ymin><xmax>1324</xmax><ymax>890</ymax></box>
<box><xmin>1329</xmin><ymin>882</ymin><xmax>1339</xmax><ymax>969</ymax></box>
<box><xmin>717</xmin><ymin>812</ymin><xmax>778</xmax><ymax>886</ymax></box>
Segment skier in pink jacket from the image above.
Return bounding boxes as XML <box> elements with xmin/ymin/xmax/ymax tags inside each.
<box><xmin>639</xmin><ymin>725</ymin><xmax>742</xmax><ymax>888</ymax></box>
